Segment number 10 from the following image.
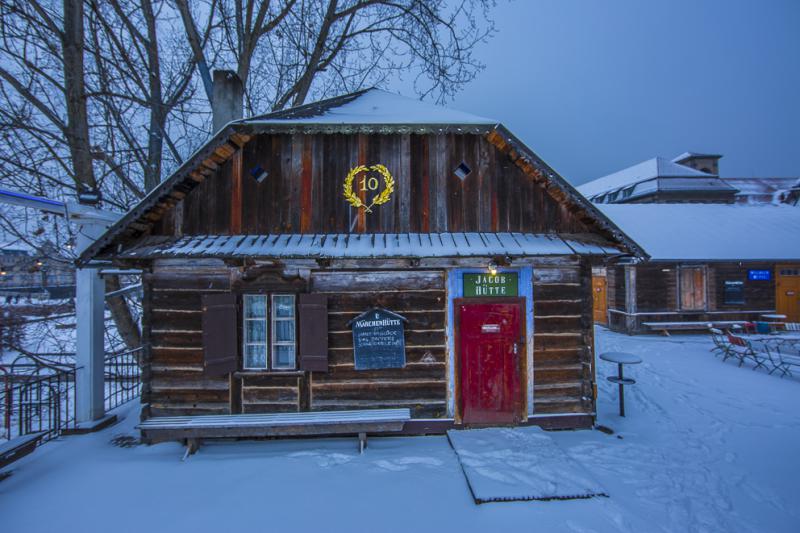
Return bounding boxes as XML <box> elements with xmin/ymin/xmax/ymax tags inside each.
<box><xmin>360</xmin><ymin>176</ymin><xmax>379</xmax><ymax>191</ymax></box>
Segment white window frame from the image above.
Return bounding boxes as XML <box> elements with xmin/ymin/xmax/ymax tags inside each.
<box><xmin>242</xmin><ymin>294</ymin><xmax>268</xmax><ymax>370</ymax></box>
<box><xmin>270</xmin><ymin>294</ymin><xmax>297</xmax><ymax>370</ymax></box>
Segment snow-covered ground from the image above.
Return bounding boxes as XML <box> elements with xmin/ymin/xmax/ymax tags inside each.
<box><xmin>1</xmin><ymin>328</ymin><xmax>799</xmax><ymax>533</ymax></box>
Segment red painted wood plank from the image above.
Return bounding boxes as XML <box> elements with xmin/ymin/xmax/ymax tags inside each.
<box><xmin>300</xmin><ymin>137</ymin><xmax>313</xmax><ymax>233</ymax></box>
<box><xmin>421</xmin><ymin>136</ymin><xmax>430</xmax><ymax>232</ymax></box>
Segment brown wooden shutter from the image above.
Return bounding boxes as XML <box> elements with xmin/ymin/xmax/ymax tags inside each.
<box><xmin>202</xmin><ymin>293</ymin><xmax>238</xmax><ymax>376</ymax></box>
<box><xmin>298</xmin><ymin>293</ymin><xmax>328</xmax><ymax>372</ymax></box>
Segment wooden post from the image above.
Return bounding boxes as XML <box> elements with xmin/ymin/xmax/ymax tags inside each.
<box><xmin>624</xmin><ymin>265</ymin><xmax>637</xmax><ymax>334</ymax></box>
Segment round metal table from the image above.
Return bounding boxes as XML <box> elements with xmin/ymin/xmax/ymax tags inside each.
<box><xmin>599</xmin><ymin>351</ymin><xmax>642</xmax><ymax>417</ymax></box>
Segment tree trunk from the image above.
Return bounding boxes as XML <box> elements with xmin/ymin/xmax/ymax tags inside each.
<box><xmin>61</xmin><ymin>0</ymin><xmax>97</xmax><ymax>193</ymax></box>
<box><xmin>105</xmin><ymin>276</ymin><xmax>141</xmax><ymax>350</ymax></box>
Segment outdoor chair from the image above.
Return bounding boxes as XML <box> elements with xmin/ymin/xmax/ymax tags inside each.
<box><xmin>725</xmin><ymin>332</ymin><xmax>768</xmax><ymax>371</ymax></box>
<box><xmin>709</xmin><ymin>327</ymin><xmax>729</xmax><ymax>358</ymax></box>
<box><xmin>786</xmin><ymin>322</ymin><xmax>800</xmax><ymax>332</ymax></box>
<box><xmin>761</xmin><ymin>345</ymin><xmax>790</xmax><ymax>377</ymax></box>
<box><xmin>766</xmin><ymin>345</ymin><xmax>800</xmax><ymax>378</ymax></box>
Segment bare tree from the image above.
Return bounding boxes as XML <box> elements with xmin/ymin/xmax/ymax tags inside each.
<box><xmin>177</xmin><ymin>0</ymin><xmax>495</xmax><ymax>114</ymax></box>
<box><xmin>0</xmin><ymin>0</ymin><xmax>495</xmax><ymax>354</ymax></box>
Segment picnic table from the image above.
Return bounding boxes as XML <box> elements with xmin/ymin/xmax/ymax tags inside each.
<box><xmin>599</xmin><ymin>352</ymin><xmax>642</xmax><ymax>417</ymax></box>
<box><xmin>743</xmin><ymin>332</ymin><xmax>800</xmax><ymax>355</ymax></box>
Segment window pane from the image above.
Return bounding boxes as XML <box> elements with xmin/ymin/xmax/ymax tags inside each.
<box><xmin>273</xmin><ymin>295</ymin><xmax>295</xmax><ymax>318</ymax></box>
<box><xmin>274</xmin><ymin>320</ymin><xmax>295</xmax><ymax>342</ymax></box>
<box><xmin>273</xmin><ymin>345</ymin><xmax>295</xmax><ymax>368</ymax></box>
<box><xmin>245</xmin><ymin>319</ymin><xmax>266</xmax><ymax>343</ymax></box>
<box><xmin>244</xmin><ymin>344</ymin><xmax>267</xmax><ymax>369</ymax></box>
<box><xmin>245</xmin><ymin>295</ymin><xmax>267</xmax><ymax>318</ymax></box>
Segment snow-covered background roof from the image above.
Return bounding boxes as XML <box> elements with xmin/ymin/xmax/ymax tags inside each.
<box><xmin>672</xmin><ymin>151</ymin><xmax>722</xmax><ymax>163</ymax></box>
<box><xmin>242</xmin><ymin>88</ymin><xmax>497</xmax><ymax>127</ymax></box>
<box><xmin>578</xmin><ymin>157</ymin><xmax>726</xmax><ymax>198</ymax></box>
<box><xmin>598</xmin><ymin>204</ymin><xmax>800</xmax><ymax>261</ymax></box>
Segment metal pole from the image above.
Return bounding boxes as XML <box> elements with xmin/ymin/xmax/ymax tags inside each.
<box><xmin>75</xmin><ymin>222</ymin><xmax>107</xmax><ymax>424</ymax></box>
<box><xmin>618</xmin><ymin>363</ymin><xmax>625</xmax><ymax>417</ymax></box>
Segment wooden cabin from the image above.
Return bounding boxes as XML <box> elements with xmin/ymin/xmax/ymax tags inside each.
<box><xmin>80</xmin><ymin>89</ymin><xmax>642</xmax><ymax>434</ymax></box>
<box><xmin>594</xmin><ymin>204</ymin><xmax>800</xmax><ymax>334</ymax></box>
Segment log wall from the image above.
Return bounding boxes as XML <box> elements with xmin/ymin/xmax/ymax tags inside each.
<box><xmin>140</xmin><ymin>260</ymin><xmax>594</xmax><ymax>422</ymax></box>
<box><xmin>143</xmin><ymin>261</ymin><xmax>233</xmax><ymax>418</ymax></box>
<box><xmin>308</xmin><ymin>270</ymin><xmax>447</xmax><ymax>418</ymax></box>
<box><xmin>532</xmin><ymin>259</ymin><xmax>594</xmax><ymax>414</ymax></box>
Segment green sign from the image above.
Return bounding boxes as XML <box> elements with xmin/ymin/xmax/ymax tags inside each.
<box><xmin>463</xmin><ymin>272</ymin><xmax>518</xmax><ymax>297</ymax></box>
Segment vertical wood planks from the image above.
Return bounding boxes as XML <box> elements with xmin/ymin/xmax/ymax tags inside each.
<box><xmin>356</xmin><ymin>134</ymin><xmax>367</xmax><ymax>233</ymax></box>
<box><xmin>178</xmin><ymin>132</ymin><xmax>597</xmax><ymax>237</ymax></box>
<box><xmin>230</xmin><ymin>150</ymin><xmax>243</xmax><ymax>234</ymax></box>
<box><xmin>398</xmin><ymin>134</ymin><xmax>412</xmax><ymax>233</ymax></box>
<box><xmin>300</xmin><ymin>137</ymin><xmax>313</xmax><ymax>233</ymax></box>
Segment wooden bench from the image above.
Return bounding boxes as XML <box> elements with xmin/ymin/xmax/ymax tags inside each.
<box><xmin>138</xmin><ymin>408</ymin><xmax>412</xmax><ymax>458</ymax></box>
<box><xmin>642</xmin><ymin>320</ymin><xmax>748</xmax><ymax>336</ymax></box>
<box><xmin>0</xmin><ymin>431</ymin><xmax>47</xmax><ymax>470</ymax></box>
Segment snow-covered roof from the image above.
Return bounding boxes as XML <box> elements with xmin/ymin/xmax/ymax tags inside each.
<box><xmin>242</xmin><ymin>88</ymin><xmax>497</xmax><ymax>129</ymax></box>
<box><xmin>577</xmin><ymin>157</ymin><xmax>723</xmax><ymax>199</ymax></box>
<box><xmin>671</xmin><ymin>151</ymin><xmax>722</xmax><ymax>163</ymax></box>
<box><xmin>724</xmin><ymin>177</ymin><xmax>798</xmax><ymax>194</ymax></box>
<box><xmin>117</xmin><ymin>233</ymin><xmax>623</xmax><ymax>260</ymax></box>
<box><xmin>598</xmin><ymin>204</ymin><xmax>800</xmax><ymax>261</ymax></box>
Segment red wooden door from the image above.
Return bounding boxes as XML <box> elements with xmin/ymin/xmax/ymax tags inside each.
<box><xmin>457</xmin><ymin>299</ymin><xmax>524</xmax><ymax>425</ymax></box>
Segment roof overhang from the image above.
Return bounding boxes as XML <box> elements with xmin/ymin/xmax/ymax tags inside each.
<box><xmin>104</xmin><ymin>233</ymin><xmax>626</xmax><ymax>262</ymax></box>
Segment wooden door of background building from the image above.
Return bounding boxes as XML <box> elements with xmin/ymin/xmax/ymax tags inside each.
<box><xmin>776</xmin><ymin>265</ymin><xmax>800</xmax><ymax>323</ymax></box>
<box><xmin>592</xmin><ymin>275</ymin><xmax>607</xmax><ymax>325</ymax></box>
<box><xmin>679</xmin><ymin>266</ymin><xmax>707</xmax><ymax>311</ymax></box>
<box><xmin>456</xmin><ymin>299</ymin><xmax>525</xmax><ymax>425</ymax></box>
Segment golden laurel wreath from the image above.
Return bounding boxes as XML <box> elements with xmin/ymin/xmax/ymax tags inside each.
<box><xmin>343</xmin><ymin>164</ymin><xmax>395</xmax><ymax>213</ymax></box>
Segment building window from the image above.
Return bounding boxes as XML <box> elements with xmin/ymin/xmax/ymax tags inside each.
<box><xmin>243</xmin><ymin>294</ymin><xmax>297</xmax><ymax>370</ymax></box>
<box><xmin>243</xmin><ymin>294</ymin><xmax>268</xmax><ymax>369</ymax></box>
<box><xmin>679</xmin><ymin>266</ymin><xmax>707</xmax><ymax>311</ymax></box>
<box><xmin>723</xmin><ymin>280</ymin><xmax>745</xmax><ymax>305</ymax></box>
<box><xmin>271</xmin><ymin>294</ymin><xmax>296</xmax><ymax>369</ymax></box>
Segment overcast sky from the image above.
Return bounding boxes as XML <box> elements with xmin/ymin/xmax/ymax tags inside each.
<box><xmin>429</xmin><ymin>0</ymin><xmax>800</xmax><ymax>185</ymax></box>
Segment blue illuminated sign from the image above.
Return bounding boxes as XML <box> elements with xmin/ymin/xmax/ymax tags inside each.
<box><xmin>748</xmin><ymin>269</ymin><xmax>771</xmax><ymax>281</ymax></box>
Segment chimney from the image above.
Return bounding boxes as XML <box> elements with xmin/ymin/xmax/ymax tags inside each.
<box><xmin>212</xmin><ymin>70</ymin><xmax>243</xmax><ymax>133</ymax></box>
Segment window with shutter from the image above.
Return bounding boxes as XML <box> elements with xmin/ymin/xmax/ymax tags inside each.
<box><xmin>202</xmin><ymin>293</ymin><xmax>239</xmax><ymax>376</ymax></box>
<box><xmin>241</xmin><ymin>293</ymin><xmax>298</xmax><ymax>371</ymax></box>
<box><xmin>298</xmin><ymin>294</ymin><xmax>329</xmax><ymax>372</ymax></box>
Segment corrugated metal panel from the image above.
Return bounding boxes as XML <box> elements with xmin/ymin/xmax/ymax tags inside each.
<box><xmin>119</xmin><ymin>233</ymin><xmax>621</xmax><ymax>260</ymax></box>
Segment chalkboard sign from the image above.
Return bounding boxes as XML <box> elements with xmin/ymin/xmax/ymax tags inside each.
<box><xmin>349</xmin><ymin>308</ymin><xmax>407</xmax><ymax>370</ymax></box>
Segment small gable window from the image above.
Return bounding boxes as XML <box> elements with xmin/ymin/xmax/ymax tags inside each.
<box><xmin>454</xmin><ymin>162</ymin><xmax>472</xmax><ymax>181</ymax></box>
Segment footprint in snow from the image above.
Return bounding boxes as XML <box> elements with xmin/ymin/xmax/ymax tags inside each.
<box><xmin>289</xmin><ymin>450</ymin><xmax>355</xmax><ymax>468</ymax></box>
<box><xmin>373</xmin><ymin>456</ymin><xmax>444</xmax><ymax>471</ymax></box>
